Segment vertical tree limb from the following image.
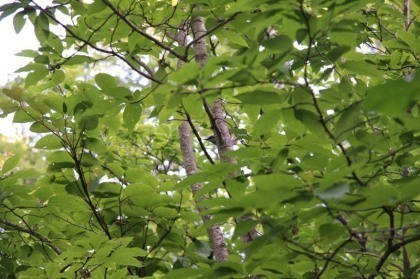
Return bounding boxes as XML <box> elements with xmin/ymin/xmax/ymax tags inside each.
<box><xmin>178</xmin><ymin>121</ymin><xmax>228</xmax><ymax>262</ymax></box>
<box><xmin>404</xmin><ymin>0</ymin><xmax>411</xmax><ymax>30</ymax></box>
<box><xmin>176</xmin><ymin>20</ymin><xmax>229</xmax><ymax>262</ymax></box>
<box><xmin>191</xmin><ymin>5</ymin><xmax>259</xmax><ymax>247</ymax></box>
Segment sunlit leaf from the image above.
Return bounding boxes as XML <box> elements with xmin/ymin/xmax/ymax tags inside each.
<box><xmin>34</xmin><ymin>12</ymin><xmax>49</xmax><ymax>43</ymax></box>
<box><xmin>123</xmin><ymin>103</ymin><xmax>141</xmax><ymax>132</ymax></box>
<box><xmin>1</xmin><ymin>155</ymin><xmax>20</xmax><ymax>173</ymax></box>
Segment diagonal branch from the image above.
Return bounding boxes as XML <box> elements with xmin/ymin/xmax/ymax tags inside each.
<box><xmin>299</xmin><ymin>1</ymin><xmax>365</xmax><ymax>186</ymax></box>
<box><xmin>102</xmin><ymin>0</ymin><xmax>187</xmax><ymax>62</ymax></box>
<box><xmin>131</xmin><ymin>55</ymin><xmax>155</xmax><ymax>78</ymax></box>
<box><xmin>184</xmin><ymin>11</ymin><xmax>242</xmax><ymax>57</ymax></box>
<box><xmin>183</xmin><ymin>109</ymin><xmax>215</xmax><ymax>165</ymax></box>
<box><xmin>0</xmin><ymin>219</ymin><xmax>62</xmax><ymax>255</ymax></box>
<box><xmin>368</xmin><ymin>235</ymin><xmax>420</xmax><ymax>279</ymax></box>
<box><xmin>30</xmin><ymin>0</ymin><xmax>161</xmax><ymax>83</ymax></box>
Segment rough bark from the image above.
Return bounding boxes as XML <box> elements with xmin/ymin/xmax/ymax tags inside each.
<box><xmin>178</xmin><ymin>122</ymin><xmax>228</xmax><ymax>262</ymax></box>
<box><xmin>191</xmin><ymin>14</ymin><xmax>208</xmax><ymax>67</ymax></box>
<box><xmin>404</xmin><ymin>0</ymin><xmax>410</xmax><ymax>30</ymax></box>
<box><xmin>176</xmin><ymin>20</ymin><xmax>228</xmax><ymax>262</ymax></box>
<box><xmin>191</xmin><ymin>7</ymin><xmax>259</xmax><ymax>244</ymax></box>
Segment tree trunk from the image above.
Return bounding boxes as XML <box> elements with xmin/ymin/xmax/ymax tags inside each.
<box><xmin>191</xmin><ymin>5</ymin><xmax>259</xmax><ymax>245</ymax></box>
<box><xmin>176</xmin><ymin>19</ymin><xmax>228</xmax><ymax>262</ymax></box>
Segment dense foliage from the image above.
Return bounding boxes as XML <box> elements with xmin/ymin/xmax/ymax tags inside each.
<box><xmin>0</xmin><ymin>0</ymin><xmax>419</xmax><ymax>278</ymax></box>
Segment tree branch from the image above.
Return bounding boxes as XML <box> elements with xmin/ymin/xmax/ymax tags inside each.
<box><xmin>102</xmin><ymin>0</ymin><xmax>187</xmax><ymax>62</ymax></box>
<box><xmin>0</xmin><ymin>219</ymin><xmax>62</xmax><ymax>255</ymax></box>
<box><xmin>184</xmin><ymin>12</ymin><xmax>242</xmax><ymax>57</ymax></box>
<box><xmin>368</xmin><ymin>235</ymin><xmax>420</xmax><ymax>278</ymax></box>
<box><xmin>30</xmin><ymin>0</ymin><xmax>161</xmax><ymax>83</ymax></box>
<box><xmin>299</xmin><ymin>1</ymin><xmax>365</xmax><ymax>186</ymax></box>
<box><xmin>183</xmin><ymin>109</ymin><xmax>215</xmax><ymax>165</ymax></box>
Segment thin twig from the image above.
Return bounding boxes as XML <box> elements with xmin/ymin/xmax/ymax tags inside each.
<box><xmin>183</xmin><ymin>109</ymin><xmax>215</xmax><ymax>165</ymax></box>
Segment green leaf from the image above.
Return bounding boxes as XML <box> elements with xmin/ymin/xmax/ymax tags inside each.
<box><xmin>2</xmin><ymin>155</ymin><xmax>20</xmax><ymax>173</ymax></box>
<box><xmin>0</xmin><ymin>3</ymin><xmax>21</xmax><ymax>21</ymax></box>
<box><xmin>209</xmin><ymin>262</ymin><xmax>244</xmax><ymax>277</ymax></box>
<box><xmin>397</xmin><ymin>30</ymin><xmax>419</xmax><ymax>53</ymax></box>
<box><xmin>170</xmin><ymin>62</ymin><xmax>200</xmax><ymax>84</ymax></box>
<box><xmin>48</xmin><ymin>195</ymin><xmax>88</xmax><ymax>212</ymax></box>
<box><xmin>176</xmin><ymin>163</ymin><xmax>238</xmax><ymax>189</ymax></box>
<box><xmin>111</xmin><ymin>268</ymin><xmax>128</xmax><ymax>279</ymax></box>
<box><xmin>104</xmin><ymin>86</ymin><xmax>132</xmax><ymax>99</ymax></box>
<box><xmin>109</xmin><ymin>255</ymin><xmax>140</xmax><ymax>268</ymax></box>
<box><xmin>15</xmin><ymin>49</ymin><xmax>39</xmax><ymax>58</ymax></box>
<box><xmin>342</xmin><ymin>60</ymin><xmax>381</xmax><ymax>77</ymax></box>
<box><xmin>326</xmin><ymin>46</ymin><xmax>351</xmax><ymax>62</ymax></box>
<box><xmin>236</xmin><ymin>90</ymin><xmax>282</xmax><ymax>105</ymax></box>
<box><xmin>253</xmin><ymin>173</ymin><xmax>302</xmax><ymax>191</ymax></box>
<box><xmin>80</xmin><ymin>153</ymin><xmax>99</xmax><ymax>167</ymax></box>
<box><xmin>87</xmin><ymin>0</ymin><xmax>107</xmax><ymax>14</ymax></box>
<box><xmin>66</xmin><ymin>55</ymin><xmax>93</xmax><ymax>65</ymax></box>
<box><xmin>252</xmin><ymin>109</ymin><xmax>282</xmax><ymax>136</ymax></box>
<box><xmin>3</xmin><ymin>87</ymin><xmax>24</xmax><ymax>102</ymax></box>
<box><xmin>315</xmin><ymin>183</ymin><xmax>349</xmax><ymax>200</ymax></box>
<box><xmin>105</xmin><ymin>163</ymin><xmax>125</xmax><ymax>178</ymax></box>
<box><xmin>25</xmin><ymin>68</ymin><xmax>49</xmax><ymax>88</ymax></box>
<box><xmin>123</xmin><ymin>103</ymin><xmax>141</xmax><ymax>132</ymax></box>
<box><xmin>34</xmin><ymin>12</ymin><xmax>50</xmax><ymax>43</ymax></box>
<box><xmin>125</xmin><ymin>168</ymin><xmax>158</xmax><ymax>186</ymax></box>
<box><xmin>333</xmin><ymin>102</ymin><xmax>363</xmax><ymax>141</ymax></box>
<box><xmin>397</xmin><ymin>177</ymin><xmax>420</xmax><ymax>202</ymax></box>
<box><xmin>296</xmin><ymin>28</ymin><xmax>307</xmax><ymax>43</ymax></box>
<box><xmin>220</xmin><ymin>30</ymin><xmax>249</xmax><ymax>47</ymax></box>
<box><xmin>95</xmin><ymin>73</ymin><xmax>118</xmax><ymax>90</ymax></box>
<box><xmin>79</xmin><ymin>115</ymin><xmax>99</xmax><ymax>130</ymax></box>
<box><xmin>85</xmin><ymin>138</ymin><xmax>107</xmax><ymax>154</ymax></box>
<box><xmin>34</xmin><ymin>55</ymin><xmax>49</xmax><ymax>64</ymax></box>
<box><xmin>92</xmin><ymin>182</ymin><xmax>121</xmax><ymax>198</ymax></box>
<box><xmin>51</xmin><ymin>70</ymin><xmax>65</xmax><ymax>84</ymax></box>
<box><xmin>29</xmin><ymin>122</ymin><xmax>51</xmax><ymax>133</ymax></box>
<box><xmin>153</xmin><ymin>207</ymin><xmax>179</xmax><ymax>219</ymax></box>
<box><xmin>47</xmin><ymin>151</ymin><xmax>73</xmax><ymax>166</ymax></box>
<box><xmin>226</xmin><ymin>146</ymin><xmax>263</xmax><ymax>160</ymax></box>
<box><xmin>44</xmin><ymin>95</ymin><xmax>64</xmax><ymax>114</ymax></box>
<box><xmin>262</xmin><ymin>35</ymin><xmax>293</xmax><ymax>53</ymax></box>
<box><xmin>13</xmin><ymin>11</ymin><xmax>26</xmax><ymax>33</ymax></box>
<box><xmin>14</xmin><ymin>169</ymin><xmax>39</xmax><ymax>179</ymax></box>
<box><xmin>34</xmin><ymin>134</ymin><xmax>63</xmax><ymax>149</ymax></box>
<box><xmin>318</xmin><ymin>223</ymin><xmax>345</xmax><ymax>242</ymax></box>
<box><xmin>365</xmin><ymin>75</ymin><xmax>420</xmax><ymax>117</ymax></box>
<box><xmin>294</xmin><ymin>109</ymin><xmax>327</xmax><ymax>140</ymax></box>
<box><xmin>291</xmin><ymin>87</ymin><xmax>311</xmax><ymax>106</ymax></box>
<box><xmin>163</xmin><ymin>268</ymin><xmax>206</xmax><ymax>279</ymax></box>
<box><xmin>13</xmin><ymin>108</ymin><xmax>34</xmax><ymax>123</ymax></box>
